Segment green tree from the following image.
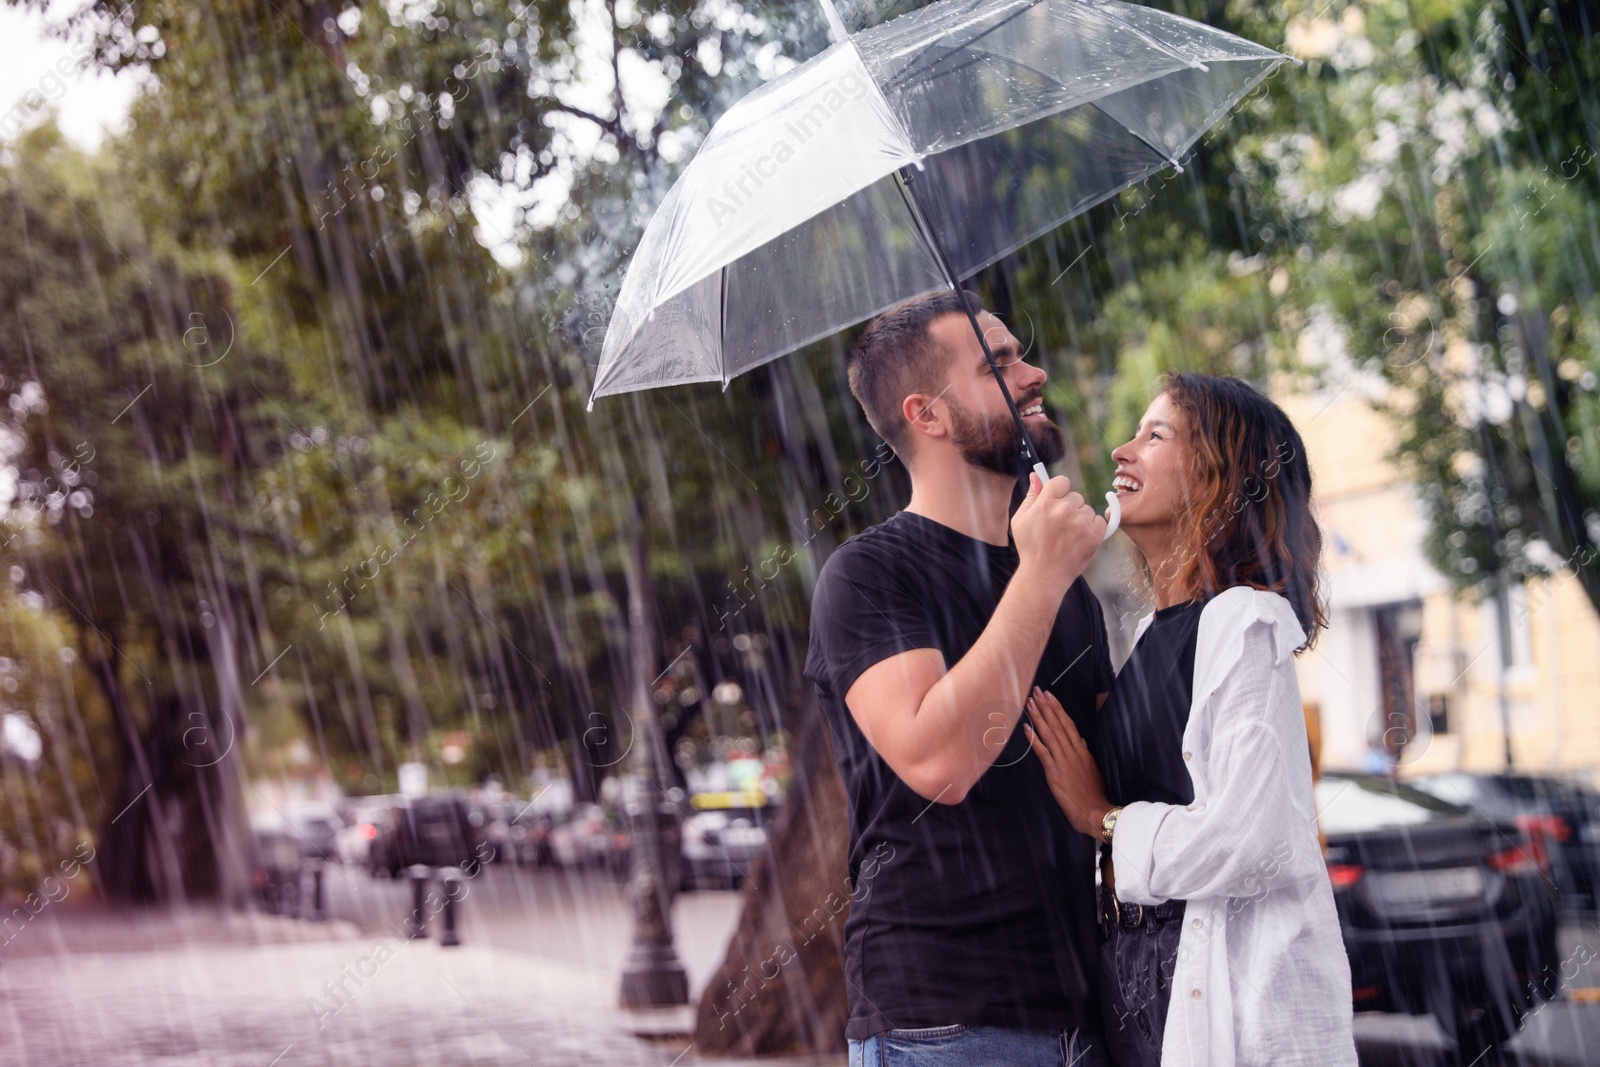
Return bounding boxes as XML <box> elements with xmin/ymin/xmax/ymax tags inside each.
<box><xmin>5</xmin><ymin>0</ymin><xmax>867</xmax><ymax>906</ymax></box>
<box><xmin>1224</xmin><ymin>0</ymin><xmax>1600</xmax><ymax>613</ymax></box>
<box><xmin>0</xmin><ymin>123</ymin><xmax>265</xmax><ymax>899</ymax></box>
<box><xmin>0</xmin><ymin>580</ymin><xmax>114</xmax><ymax>902</ymax></box>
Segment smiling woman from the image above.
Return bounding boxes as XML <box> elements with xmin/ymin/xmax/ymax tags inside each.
<box><xmin>1109</xmin><ymin>372</ymin><xmax>1325</xmax><ymax>644</ymax></box>
<box><xmin>1028</xmin><ymin>372</ymin><xmax>1351</xmax><ymax>1067</ymax></box>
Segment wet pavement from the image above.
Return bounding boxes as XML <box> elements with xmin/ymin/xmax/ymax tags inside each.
<box><xmin>0</xmin><ymin>866</ymin><xmax>765</xmax><ymax>1067</ymax></box>
<box><xmin>0</xmin><ymin>896</ymin><xmax>799</xmax><ymax>1067</ymax></box>
<box><xmin>3</xmin><ymin>866</ymin><xmax>1599</xmax><ymax>1066</ymax></box>
<box><xmin>2</xmin><ymin>935</ymin><xmax>726</xmax><ymax>1066</ymax></box>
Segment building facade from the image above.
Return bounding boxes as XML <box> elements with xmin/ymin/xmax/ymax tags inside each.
<box><xmin>1281</xmin><ymin>388</ymin><xmax>1600</xmax><ymax>784</ymax></box>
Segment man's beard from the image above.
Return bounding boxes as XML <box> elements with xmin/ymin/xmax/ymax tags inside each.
<box><xmin>946</xmin><ymin>395</ymin><xmax>1065</xmax><ymax>476</ymax></box>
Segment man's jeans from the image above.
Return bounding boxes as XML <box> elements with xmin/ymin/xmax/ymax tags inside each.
<box><xmin>848</xmin><ymin>1024</ymin><xmax>1109</xmax><ymax>1067</ymax></box>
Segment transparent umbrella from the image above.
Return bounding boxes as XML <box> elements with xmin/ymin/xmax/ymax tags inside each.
<box><xmin>587</xmin><ymin>0</ymin><xmax>1291</xmax><ymax>494</ymax></box>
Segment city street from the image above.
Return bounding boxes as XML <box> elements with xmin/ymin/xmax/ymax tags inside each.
<box><xmin>5</xmin><ymin>861</ymin><xmax>1599</xmax><ymax>1065</ymax></box>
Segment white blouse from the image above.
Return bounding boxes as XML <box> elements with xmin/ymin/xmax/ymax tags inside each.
<box><xmin>1110</xmin><ymin>586</ymin><xmax>1357</xmax><ymax>1067</ymax></box>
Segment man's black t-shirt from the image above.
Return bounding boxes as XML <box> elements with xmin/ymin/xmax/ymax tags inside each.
<box><xmin>802</xmin><ymin>509</ymin><xmax>1112</xmax><ymax>1040</ymax></box>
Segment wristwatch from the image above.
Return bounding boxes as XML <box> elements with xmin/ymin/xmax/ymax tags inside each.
<box><xmin>1100</xmin><ymin>806</ymin><xmax>1123</xmax><ymax>844</ymax></box>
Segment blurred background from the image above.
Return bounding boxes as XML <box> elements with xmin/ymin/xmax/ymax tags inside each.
<box><xmin>1</xmin><ymin>0</ymin><xmax>1599</xmax><ymax>1064</ymax></box>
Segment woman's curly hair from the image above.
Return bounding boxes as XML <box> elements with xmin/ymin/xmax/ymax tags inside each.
<box><xmin>1156</xmin><ymin>372</ymin><xmax>1327</xmax><ymax>651</ymax></box>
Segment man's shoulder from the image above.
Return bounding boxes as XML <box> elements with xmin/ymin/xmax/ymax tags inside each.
<box><xmin>804</xmin><ymin>516</ymin><xmax>919</xmax><ymax>685</ymax></box>
<box><xmin>817</xmin><ymin>515</ymin><xmax>909</xmax><ymax>581</ymax></box>
<box><xmin>809</xmin><ymin>516</ymin><xmax>927</xmax><ymax>628</ymax></box>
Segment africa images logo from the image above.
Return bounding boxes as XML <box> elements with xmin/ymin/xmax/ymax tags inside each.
<box><xmin>704</xmin><ymin>70</ymin><xmax>874</xmax><ymax>230</ymax></box>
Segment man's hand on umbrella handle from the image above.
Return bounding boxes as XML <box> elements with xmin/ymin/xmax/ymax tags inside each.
<box><xmin>1012</xmin><ymin>472</ymin><xmax>1104</xmax><ymax>596</ymax></box>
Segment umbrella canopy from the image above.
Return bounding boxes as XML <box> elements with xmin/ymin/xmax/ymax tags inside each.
<box><xmin>586</xmin><ymin>0</ymin><xmax>1291</xmax><ymax>410</ymax></box>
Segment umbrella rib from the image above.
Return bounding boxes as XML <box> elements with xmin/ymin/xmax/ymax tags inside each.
<box><xmin>891</xmin><ymin>169</ymin><xmax>948</xmax><ymax>286</ymax></box>
<box><xmin>896</xmin><ymin>43</ymin><xmax>1200</xmax><ymax>117</ymax></box>
<box><xmin>882</xmin><ymin>0</ymin><xmax>1042</xmax><ymax>92</ymax></box>
<box><xmin>1087</xmin><ymin>99</ymin><xmax>1184</xmax><ymax>171</ymax></box>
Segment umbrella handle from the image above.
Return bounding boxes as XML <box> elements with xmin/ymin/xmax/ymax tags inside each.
<box><xmin>1102</xmin><ymin>491</ymin><xmax>1121</xmax><ymax>541</ymax></box>
<box><xmin>1032</xmin><ymin>464</ymin><xmax>1121</xmax><ymax>540</ymax></box>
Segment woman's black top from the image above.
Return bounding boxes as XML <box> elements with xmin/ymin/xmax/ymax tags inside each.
<box><xmin>1093</xmin><ymin>599</ymin><xmax>1207</xmax><ymax>809</ymax></box>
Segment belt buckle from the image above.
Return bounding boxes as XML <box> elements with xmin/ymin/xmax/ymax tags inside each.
<box><xmin>1107</xmin><ymin>886</ymin><xmax>1143</xmax><ymax>928</ymax></box>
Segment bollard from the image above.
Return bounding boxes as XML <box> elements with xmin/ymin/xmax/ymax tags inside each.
<box><xmin>439</xmin><ymin>869</ymin><xmax>462</xmax><ymax>947</ymax></box>
<box><xmin>405</xmin><ymin>865</ymin><xmax>430</xmax><ymax>939</ymax></box>
<box><xmin>307</xmin><ymin>859</ymin><xmax>326</xmax><ymax>922</ymax></box>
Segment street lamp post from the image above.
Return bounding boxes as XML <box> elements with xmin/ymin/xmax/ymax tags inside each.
<box><xmin>617</xmin><ymin>500</ymin><xmax>689</xmax><ymax>1011</ymax></box>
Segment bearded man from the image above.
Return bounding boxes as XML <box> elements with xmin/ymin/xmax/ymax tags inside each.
<box><xmin>803</xmin><ymin>290</ymin><xmax>1112</xmax><ymax>1066</ymax></box>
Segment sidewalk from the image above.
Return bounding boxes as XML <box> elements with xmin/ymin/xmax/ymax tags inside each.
<box><xmin>0</xmin><ymin>904</ymin><xmax>837</xmax><ymax>1067</ymax></box>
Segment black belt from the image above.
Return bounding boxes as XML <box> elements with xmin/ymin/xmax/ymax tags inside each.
<box><xmin>1099</xmin><ymin>885</ymin><xmax>1184</xmax><ymax>929</ymax></box>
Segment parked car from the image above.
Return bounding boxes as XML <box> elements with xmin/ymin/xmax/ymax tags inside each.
<box><xmin>548</xmin><ymin>803</ymin><xmax>635</xmax><ymax>876</ymax></box>
<box><xmin>284</xmin><ymin>804</ymin><xmax>343</xmax><ymax>862</ymax></box>
<box><xmin>549</xmin><ymin>803</ymin><xmax>608</xmax><ymax>868</ymax></box>
<box><xmin>680</xmin><ymin>791</ymin><xmax>773</xmax><ymax>890</ymax></box>
<box><xmin>1411</xmin><ymin>771</ymin><xmax>1600</xmax><ymax>913</ymax></box>
<box><xmin>1317</xmin><ymin>772</ymin><xmax>1560</xmax><ymax>1063</ymax></box>
<box><xmin>507</xmin><ymin>808</ymin><xmax>557</xmax><ymax>868</ymax></box>
<box><xmin>368</xmin><ymin>794</ymin><xmax>479</xmax><ymax>876</ymax></box>
<box><xmin>476</xmin><ymin>800</ymin><xmax>542</xmax><ymax>864</ymax></box>
<box><xmin>335</xmin><ymin>797</ymin><xmax>395</xmax><ymax>867</ymax></box>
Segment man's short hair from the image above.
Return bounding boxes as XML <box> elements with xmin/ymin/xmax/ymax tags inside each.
<box><xmin>847</xmin><ymin>289</ymin><xmax>980</xmax><ymax>457</ymax></box>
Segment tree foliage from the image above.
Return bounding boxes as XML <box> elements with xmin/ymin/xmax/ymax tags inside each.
<box><xmin>1</xmin><ymin>0</ymin><xmax>876</xmax><ymax>904</ymax></box>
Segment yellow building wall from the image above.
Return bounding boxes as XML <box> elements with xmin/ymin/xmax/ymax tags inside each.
<box><xmin>1276</xmin><ymin>385</ymin><xmax>1600</xmax><ymax>786</ymax></box>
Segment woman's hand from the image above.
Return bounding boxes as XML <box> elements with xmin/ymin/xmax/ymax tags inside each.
<box><xmin>1024</xmin><ymin>686</ymin><xmax>1111</xmax><ymax>838</ymax></box>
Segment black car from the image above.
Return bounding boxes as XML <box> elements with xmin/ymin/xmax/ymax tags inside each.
<box><xmin>1411</xmin><ymin>771</ymin><xmax>1600</xmax><ymax>913</ymax></box>
<box><xmin>1318</xmin><ymin>773</ymin><xmax>1560</xmax><ymax>1063</ymax></box>
<box><xmin>369</xmin><ymin>795</ymin><xmax>479</xmax><ymax>876</ymax></box>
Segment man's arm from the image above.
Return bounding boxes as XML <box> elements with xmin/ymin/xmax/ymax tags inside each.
<box><xmin>843</xmin><ymin>474</ymin><xmax>1104</xmax><ymax>805</ymax></box>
